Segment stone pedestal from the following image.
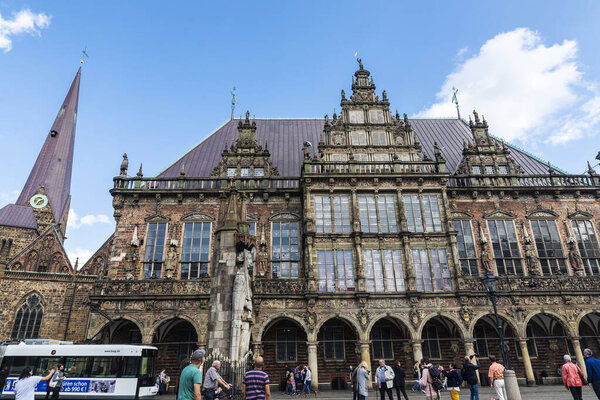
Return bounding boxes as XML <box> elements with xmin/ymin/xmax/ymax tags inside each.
<box><xmin>504</xmin><ymin>369</ymin><xmax>522</xmax><ymax>400</ymax></box>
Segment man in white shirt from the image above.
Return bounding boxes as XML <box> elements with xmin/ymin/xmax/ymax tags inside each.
<box><xmin>375</xmin><ymin>360</ymin><xmax>395</xmax><ymax>400</ymax></box>
<box><xmin>14</xmin><ymin>367</ymin><xmax>55</xmax><ymax>400</ymax></box>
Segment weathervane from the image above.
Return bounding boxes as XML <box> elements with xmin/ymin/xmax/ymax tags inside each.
<box><xmin>230</xmin><ymin>86</ymin><xmax>238</xmax><ymax>120</ymax></box>
<box><xmin>452</xmin><ymin>86</ymin><xmax>461</xmax><ymax>120</ymax></box>
<box><xmin>80</xmin><ymin>47</ymin><xmax>89</xmax><ymax>65</ymax></box>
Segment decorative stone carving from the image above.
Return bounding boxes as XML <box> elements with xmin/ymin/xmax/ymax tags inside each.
<box><xmin>568</xmin><ymin>238</ymin><xmax>585</xmax><ymax>276</ymax></box>
<box><xmin>164</xmin><ymin>240</ymin><xmax>178</xmax><ymax>279</ymax></box>
<box><xmin>523</xmin><ymin>224</ymin><xmax>540</xmax><ymax>276</ymax></box>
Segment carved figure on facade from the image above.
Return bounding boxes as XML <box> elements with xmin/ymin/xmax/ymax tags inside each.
<box><xmin>231</xmin><ymin>245</ymin><xmax>254</xmax><ymax>361</ymax></box>
<box><xmin>164</xmin><ymin>240</ymin><xmax>178</xmax><ymax>279</ymax></box>
<box><xmin>409</xmin><ymin>309</ymin><xmax>421</xmax><ymax>329</ymax></box>
<box><xmin>306</xmin><ymin>299</ymin><xmax>317</xmax><ymax>332</ymax></box>
<box><xmin>523</xmin><ymin>225</ymin><xmax>540</xmax><ymax>276</ymax></box>
<box><xmin>120</xmin><ymin>153</ymin><xmax>128</xmax><ymax>176</ymax></box>
<box><xmin>568</xmin><ymin>238</ymin><xmax>585</xmax><ymax>276</ymax></box>
<box><xmin>459</xmin><ymin>306</ymin><xmax>472</xmax><ymax>327</ymax></box>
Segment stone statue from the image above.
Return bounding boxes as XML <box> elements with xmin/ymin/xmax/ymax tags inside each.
<box><xmin>124</xmin><ymin>245</ymin><xmax>138</xmax><ymax>280</ymax></box>
<box><xmin>568</xmin><ymin>239</ymin><xmax>585</xmax><ymax>276</ymax></box>
<box><xmin>524</xmin><ymin>239</ymin><xmax>540</xmax><ymax>275</ymax></box>
<box><xmin>164</xmin><ymin>241</ymin><xmax>178</xmax><ymax>279</ymax></box>
<box><xmin>230</xmin><ymin>247</ymin><xmax>253</xmax><ymax>360</ymax></box>
<box><xmin>120</xmin><ymin>153</ymin><xmax>128</xmax><ymax>176</ymax></box>
<box><xmin>480</xmin><ymin>244</ymin><xmax>494</xmax><ymax>273</ymax></box>
<box><xmin>256</xmin><ymin>242</ymin><xmax>268</xmax><ymax>277</ymax></box>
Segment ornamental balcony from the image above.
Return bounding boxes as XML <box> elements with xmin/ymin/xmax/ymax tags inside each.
<box><xmin>457</xmin><ymin>275</ymin><xmax>600</xmax><ymax>293</ymax></box>
<box><xmin>92</xmin><ymin>278</ymin><xmax>211</xmax><ymax>297</ymax></box>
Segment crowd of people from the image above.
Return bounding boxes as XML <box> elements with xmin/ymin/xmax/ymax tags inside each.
<box><xmin>281</xmin><ymin>364</ymin><xmax>317</xmax><ymax>396</ymax></box>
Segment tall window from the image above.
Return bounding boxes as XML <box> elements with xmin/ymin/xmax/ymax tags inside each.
<box><xmin>11</xmin><ymin>294</ymin><xmax>43</xmax><ymax>340</ymax></box>
<box><xmin>571</xmin><ymin>220</ymin><xmax>600</xmax><ymax>275</ymax></box>
<box><xmin>530</xmin><ymin>220</ymin><xmax>566</xmax><ymax>275</ymax></box>
<box><xmin>323</xmin><ymin>327</ymin><xmax>345</xmax><ymax>361</ymax></box>
<box><xmin>372</xmin><ymin>326</ymin><xmax>393</xmax><ymax>359</ymax></box>
<box><xmin>317</xmin><ymin>250</ymin><xmax>354</xmax><ymax>292</ymax></box>
<box><xmin>276</xmin><ymin>328</ymin><xmax>297</xmax><ymax>362</ymax></box>
<box><xmin>314</xmin><ymin>195</ymin><xmax>351</xmax><ymax>233</ymax></box>
<box><xmin>403</xmin><ymin>194</ymin><xmax>442</xmax><ymax>233</ymax></box>
<box><xmin>358</xmin><ymin>195</ymin><xmax>397</xmax><ymax>233</ymax></box>
<box><xmin>143</xmin><ymin>223</ymin><xmax>167</xmax><ymax>278</ymax></box>
<box><xmin>350</xmin><ymin>131</ymin><xmax>367</xmax><ymax>145</ymax></box>
<box><xmin>422</xmin><ymin>326</ymin><xmax>441</xmax><ymax>359</ymax></box>
<box><xmin>181</xmin><ymin>222</ymin><xmax>211</xmax><ymax>279</ymax></box>
<box><xmin>454</xmin><ymin>220</ymin><xmax>478</xmax><ymax>276</ymax></box>
<box><xmin>487</xmin><ymin>220</ymin><xmax>522</xmax><ymax>275</ymax></box>
<box><xmin>412</xmin><ymin>249</ymin><xmax>451</xmax><ymax>291</ymax></box>
<box><xmin>271</xmin><ymin>222</ymin><xmax>299</xmax><ymax>279</ymax></box>
<box><xmin>473</xmin><ymin>325</ymin><xmax>490</xmax><ymax>358</ymax></box>
<box><xmin>364</xmin><ymin>249</ymin><xmax>405</xmax><ymax>292</ymax></box>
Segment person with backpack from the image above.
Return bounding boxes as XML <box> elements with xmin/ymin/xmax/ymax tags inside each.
<box><xmin>442</xmin><ymin>362</ymin><xmax>462</xmax><ymax>400</ymax></box>
<box><xmin>419</xmin><ymin>359</ymin><xmax>442</xmax><ymax>400</ymax></box>
<box><xmin>460</xmin><ymin>355</ymin><xmax>480</xmax><ymax>400</ymax></box>
<box><xmin>375</xmin><ymin>359</ymin><xmax>395</xmax><ymax>400</ymax></box>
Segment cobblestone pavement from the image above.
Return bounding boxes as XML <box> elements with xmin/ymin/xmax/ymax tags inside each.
<box><xmin>160</xmin><ymin>385</ymin><xmax>598</xmax><ymax>400</ymax></box>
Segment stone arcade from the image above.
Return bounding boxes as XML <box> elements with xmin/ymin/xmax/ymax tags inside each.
<box><xmin>1</xmin><ymin>61</ymin><xmax>600</xmax><ymax>390</ymax></box>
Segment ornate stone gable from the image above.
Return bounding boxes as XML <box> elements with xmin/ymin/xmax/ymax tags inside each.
<box><xmin>455</xmin><ymin>110</ymin><xmax>524</xmax><ymax>176</ymax></box>
<box><xmin>211</xmin><ymin>111</ymin><xmax>280</xmax><ymax>178</ymax></box>
<box><xmin>79</xmin><ymin>234</ymin><xmax>114</xmax><ymax>277</ymax></box>
<box><xmin>7</xmin><ymin>226</ymin><xmax>72</xmax><ymax>274</ymax></box>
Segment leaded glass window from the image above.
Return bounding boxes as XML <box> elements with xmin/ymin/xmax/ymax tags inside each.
<box><xmin>254</xmin><ymin>168</ymin><xmax>264</xmax><ymax>177</ymax></box>
<box><xmin>422</xmin><ymin>326</ymin><xmax>441</xmax><ymax>360</ymax></box>
<box><xmin>181</xmin><ymin>222</ymin><xmax>211</xmax><ymax>279</ymax></box>
<box><xmin>487</xmin><ymin>220</ymin><xmax>522</xmax><ymax>275</ymax></box>
<box><xmin>331</xmin><ymin>154</ymin><xmax>348</xmax><ymax>162</ymax></box>
<box><xmin>498</xmin><ymin>165</ymin><xmax>508</xmax><ymax>175</ymax></box>
<box><xmin>454</xmin><ymin>220</ymin><xmax>478</xmax><ymax>276</ymax></box>
<box><xmin>372</xmin><ymin>154</ymin><xmax>390</xmax><ymax>162</ymax></box>
<box><xmin>571</xmin><ymin>220</ymin><xmax>600</xmax><ymax>275</ymax></box>
<box><xmin>353</xmin><ymin>153</ymin><xmax>369</xmax><ymax>161</ymax></box>
<box><xmin>317</xmin><ymin>250</ymin><xmax>354</xmax><ymax>292</ymax></box>
<box><xmin>369</xmin><ymin>109</ymin><xmax>385</xmax><ymax>123</ymax></box>
<box><xmin>143</xmin><ymin>223</ymin><xmax>167</xmax><ymax>278</ymax></box>
<box><xmin>271</xmin><ymin>222</ymin><xmax>299</xmax><ymax>279</ymax></box>
<box><xmin>11</xmin><ymin>294</ymin><xmax>43</xmax><ymax>340</ymax></box>
<box><xmin>241</xmin><ymin>167</ymin><xmax>250</xmax><ymax>177</ymax></box>
<box><xmin>351</xmin><ymin>131</ymin><xmax>367</xmax><ymax>145</ymax></box>
<box><xmin>364</xmin><ymin>249</ymin><xmax>405</xmax><ymax>292</ymax></box>
<box><xmin>358</xmin><ymin>195</ymin><xmax>397</xmax><ymax>233</ymax></box>
<box><xmin>471</xmin><ymin>166</ymin><xmax>482</xmax><ymax>175</ymax></box>
<box><xmin>314</xmin><ymin>195</ymin><xmax>351</xmax><ymax>233</ymax></box>
<box><xmin>412</xmin><ymin>248</ymin><xmax>451</xmax><ymax>291</ymax></box>
<box><xmin>349</xmin><ymin>110</ymin><xmax>364</xmax><ymax>124</ymax></box>
<box><xmin>227</xmin><ymin>167</ymin><xmax>236</xmax><ymax>177</ymax></box>
<box><xmin>276</xmin><ymin>328</ymin><xmax>297</xmax><ymax>362</ymax></box>
<box><xmin>485</xmin><ymin>166</ymin><xmax>494</xmax><ymax>175</ymax></box>
<box><xmin>323</xmin><ymin>327</ymin><xmax>345</xmax><ymax>361</ymax></box>
<box><xmin>371</xmin><ymin>131</ymin><xmax>387</xmax><ymax>145</ymax></box>
<box><xmin>403</xmin><ymin>194</ymin><xmax>442</xmax><ymax>233</ymax></box>
<box><xmin>372</xmin><ymin>326</ymin><xmax>393</xmax><ymax>359</ymax></box>
<box><xmin>530</xmin><ymin>220</ymin><xmax>566</xmax><ymax>275</ymax></box>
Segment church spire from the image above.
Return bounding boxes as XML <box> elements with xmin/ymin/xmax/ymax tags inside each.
<box><xmin>16</xmin><ymin>67</ymin><xmax>81</xmax><ymax>234</ymax></box>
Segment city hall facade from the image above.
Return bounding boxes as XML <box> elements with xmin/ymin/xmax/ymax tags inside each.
<box><xmin>1</xmin><ymin>62</ymin><xmax>600</xmax><ymax>388</ymax></box>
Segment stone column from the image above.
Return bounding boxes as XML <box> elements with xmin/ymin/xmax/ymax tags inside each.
<box><xmin>412</xmin><ymin>340</ymin><xmax>423</xmax><ymax>363</ymax></box>
<box><xmin>307</xmin><ymin>342</ymin><xmax>319</xmax><ymax>390</ymax></box>
<box><xmin>359</xmin><ymin>341</ymin><xmax>372</xmax><ymax>388</ymax></box>
<box><xmin>572</xmin><ymin>337</ymin><xmax>587</xmax><ymax>380</ymax></box>
<box><xmin>518</xmin><ymin>339</ymin><xmax>535</xmax><ymax>385</ymax></box>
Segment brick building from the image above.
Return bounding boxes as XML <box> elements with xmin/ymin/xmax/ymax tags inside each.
<box><xmin>1</xmin><ymin>61</ymin><xmax>600</xmax><ymax>389</ymax></box>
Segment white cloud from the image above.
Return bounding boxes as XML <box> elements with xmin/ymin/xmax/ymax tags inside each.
<box><xmin>68</xmin><ymin>209</ymin><xmax>112</xmax><ymax>229</ymax></box>
<box><xmin>0</xmin><ymin>190</ymin><xmax>19</xmax><ymax>208</ymax></box>
<box><xmin>0</xmin><ymin>9</ymin><xmax>51</xmax><ymax>52</ymax></box>
<box><xmin>66</xmin><ymin>248</ymin><xmax>94</xmax><ymax>269</ymax></box>
<box><xmin>418</xmin><ymin>28</ymin><xmax>600</xmax><ymax>145</ymax></box>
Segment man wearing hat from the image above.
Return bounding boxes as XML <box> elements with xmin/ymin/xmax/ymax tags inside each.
<box><xmin>178</xmin><ymin>349</ymin><xmax>205</xmax><ymax>400</ymax></box>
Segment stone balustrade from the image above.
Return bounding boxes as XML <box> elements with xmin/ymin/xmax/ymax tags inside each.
<box><xmin>253</xmin><ymin>278</ymin><xmax>306</xmax><ymax>295</ymax></box>
<box><xmin>457</xmin><ymin>274</ymin><xmax>600</xmax><ymax>292</ymax></box>
<box><xmin>93</xmin><ymin>278</ymin><xmax>211</xmax><ymax>297</ymax></box>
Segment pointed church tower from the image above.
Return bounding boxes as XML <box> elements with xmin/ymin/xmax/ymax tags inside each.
<box><xmin>0</xmin><ymin>68</ymin><xmax>81</xmax><ymax>264</ymax></box>
<box><xmin>15</xmin><ymin>67</ymin><xmax>81</xmax><ymax>237</ymax></box>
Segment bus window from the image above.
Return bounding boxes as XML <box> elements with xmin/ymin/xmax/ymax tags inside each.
<box><xmin>64</xmin><ymin>357</ymin><xmax>89</xmax><ymax>377</ymax></box>
<box><xmin>7</xmin><ymin>357</ymin><xmax>37</xmax><ymax>376</ymax></box>
<box><xmin>139</xmin><ymin>355</ymin><xmax>155</xmax><ymax>379</ymax></box>
<box><xmin>36</xmin><ymin>357</ymin><xmax>63</xmax><ymax>375</ymax></box>
<box><xmin>90</xmin><ymin>357</ymin><xmax>119</xmax><ymax>377</ymax></box>
<box><xmin>121</xmin><ymin>357</ymin><xmax>138</xmax><ymax>378</ymax></box>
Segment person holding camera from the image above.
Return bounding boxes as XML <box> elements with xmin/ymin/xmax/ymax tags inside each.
<box><xmin>460</xmin><ymin>354</ymin><xmax>480</xmax><ymax>400</ymax></box>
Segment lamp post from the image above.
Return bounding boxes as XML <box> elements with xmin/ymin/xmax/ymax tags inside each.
<box><xmin>481</xmin><ymin>272</ymin><xmax>521</xmax><ymax>399</ymax></box>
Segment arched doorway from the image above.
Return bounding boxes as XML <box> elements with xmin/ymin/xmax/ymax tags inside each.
<box><xmin>261</xmin><ymin>318</ymin><xmax>308</xmax><ymax>391</ymax></box>
<box><xmin>472</xmin><ymin>315</ymin><xmax>520</xmax><ymax>385</ymax></box>
<box><xmin>369</xmin><ymin>317</ymin><xmax>411</xmax><ymax>368</ymax></box>
<box><xmin>317</xmin><ymin>317</ymin><xmax>359</xmax><ymax>389</ymax></box>
<box><xmin>153</xmin><ymin>318</ymin><xmax>199</xmax><ymax>391</ymax></box>
<box><xmin>98</xmin><ymin>319</ymin><xmax>142</xmax><ymax>344</ymax></box>
<box><xmin>579</xmin><ymin>313</ymin><xmax>600</xmax><ymax>355</ymax></box>
<box><xmin>420</xmin><ymin>316</ymin><xmax>463</xmax><ymax>365</ymax></box>
<box><xmin>526</xmin><ymin>313</ymin><xmax>572</xmax><ymax>383</ymax></box>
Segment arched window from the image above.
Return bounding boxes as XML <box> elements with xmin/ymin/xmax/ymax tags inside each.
<box><xmin>11</xmin><ymin>294</ymin><xmax>44</xmax><ymax>340</ymax></box>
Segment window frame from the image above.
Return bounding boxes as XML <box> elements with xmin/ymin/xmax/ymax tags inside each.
<box><xmin>371</xmin><ymin>326</ymin><xmax>394</xmax><ymax>360</ymax></box>
<box><xmin>349</xmin><ymin>110</ymin><xmax>364</xmax><ymax>124</ymax></box>
<box><xmin>143</xmin><ymin>222</ymin><xmax>168</xmax><ymax>279</ymax></box>
<box><xmin>529</xmin><ymin>219</ymin><xmax>566</xmax><ymax>275</ymax></box>
<box><xmin>276</xmin><ymin>328</ymin><xmax>298</xmax><ymax>363</ymax></box>
<box><xmin>317</xmin><ymin>249</ymin><xmax>355</xmax><ymax>293</ymax></box>
<box><xmin>487</xmin><ymin>219</ymin><xmax>522</xmax><ymax>275</ymax></box>
<box><xmin>571</xmin><ymin>219</ymin><xmax>600</xmax><ymax>275</ymax></box>
<box><xmin>357</xmin><ymin>194</ymin><xmax>398</xmax><ymax>233</ymax></box>
<box><xmin>422</xmin><ymin>325</ymin><xmax>441</xmax><ymax>360</ymax></box>
<box><xmin>412</xmin><ymin>248</ymin><xmax>451</xmax><ymax>291</ymax></box>
<box><xmin>180</xmin><ymin>221</ymin><xmax>212</xmax><ymax>279</ymax></box>
<box><xmin>11</xmin><ymin>294</ymin><xmax>44</xmax><ymax>340</ymax></box>
<box><xmin>350</xmin><ymin>131</ymin><xmax>367</xmax><ymax>145</ymax></box>
<box><xmin>369</xmin><ymin>109</ymin><xmax>385</xmax><ymax>124</ymax></box>
<box><xmin>314</xmin><ymin>195</ymin><xmax>351</xmax><ymax>234</ymax></box>
<box><xmin>271</xmin><ymin>221</ymin><xmax>300</xmax><ymax>279</ymax></box>
<box><xmin>453</xmin><ymin>220</ymin><xmax>478</xmax><ymax>276</ymax></box>
<box><xmin>322</xmin><ymin>326</ymin><xmax>346</xmax><ymax>361</ymax></box>
<box><xmin>363</xmin><ymin>249</ymin><xmax>405</xmax><ymax>292</ymax></box>
<box><xmin>403</xmin><ymin>194</ymin><xmax>443</xmax><ymax>233</ymax></box>
<box><xmin>371</xmin><ymin>130</ymin><xmax>387</xmax><ymax>145</ymax></box>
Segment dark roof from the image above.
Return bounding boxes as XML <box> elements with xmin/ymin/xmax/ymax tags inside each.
<box><xmin>158</xmin><ymin>118</ymin><xmax>551</xmax><ymax>179</ymax></box>
<box><xmin>15</xmin><ymin>67</ymin><xmax>81</xmax><ymax>225</ymax></box>
<box><xmin>0</xmin><ymin>204</ymin><xmax>37</xmax><ymax>229</ymax></box>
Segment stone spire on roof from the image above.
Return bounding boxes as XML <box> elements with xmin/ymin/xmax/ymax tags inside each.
<box><xmin>15</xmin><ymin>67</ymin><xmax>82</xmax><ymax>237</ymax></box>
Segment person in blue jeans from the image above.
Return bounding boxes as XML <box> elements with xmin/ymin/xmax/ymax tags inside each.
<box><xmin>302</xmin><ymin>365</ymin><xmax>316</xmax><ymax>396</ymax></box>
<box><xmin>460</xmin><ymin>355</ymin><xmax>480</xmax><ymax>400</ymax></box>
<box><xmin>584</xmin><ymin>348</ymin><xmax>600</xmax><ymax>399</ymax></box>
<box><xmin>411</xmin><ymin>361</ymin><xmax>423</xmax><ymax>392</ymax></box>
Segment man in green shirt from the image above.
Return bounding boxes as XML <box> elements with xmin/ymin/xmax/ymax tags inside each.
<box><xmin>178</xmin><ymin>349</ymin><xmax>205</xmax><ymax>400</ymax></box>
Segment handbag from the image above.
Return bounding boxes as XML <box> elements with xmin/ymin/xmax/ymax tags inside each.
<box><xmin>578</xmin><ymin>366</ymin><xmax>588</xmax><ymax>386</ymax></box>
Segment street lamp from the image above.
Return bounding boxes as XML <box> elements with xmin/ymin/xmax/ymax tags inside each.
<box><xmin>481</xmin><ymin>272</ymin><xmax>511</xmax><ymax>370</ymax></box>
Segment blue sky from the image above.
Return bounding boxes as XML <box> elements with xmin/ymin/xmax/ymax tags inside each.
<box><xmin>1</xmin><ymin>1</ymin><xmax>599</xmax><ymax>265</ymax></box>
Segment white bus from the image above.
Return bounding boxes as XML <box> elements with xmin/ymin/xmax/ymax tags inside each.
<box><xmin>0</xmin><ymin>341</ymin><xmax>158</xmax><ymax>399</ymax></box>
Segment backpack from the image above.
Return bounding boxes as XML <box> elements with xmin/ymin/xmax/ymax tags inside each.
<box><xmin>455</xmin><ymin>370</ymin><xmax>464</xmax><ymax>386</ymax></box>
<box><xmin>428</xmin><ymin>366</ymin><xmax>444</xmax><ymax>392</ymax></box>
